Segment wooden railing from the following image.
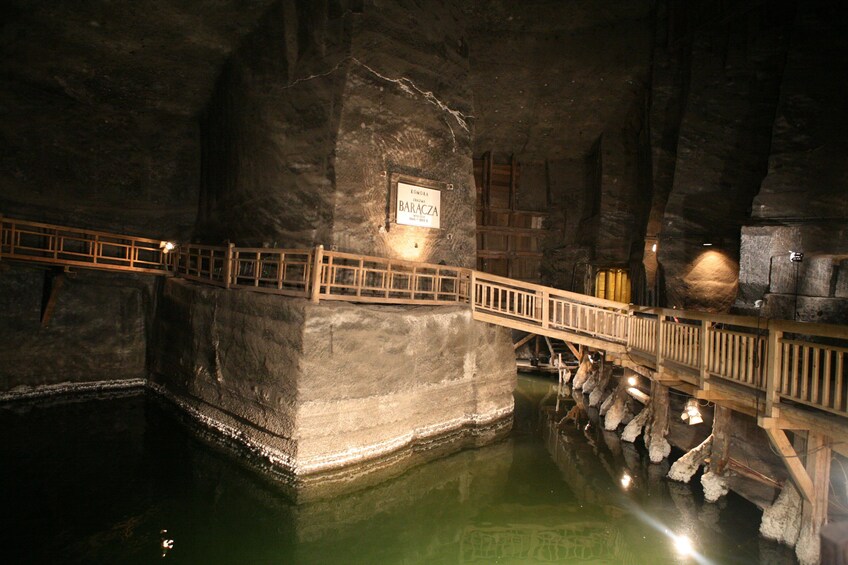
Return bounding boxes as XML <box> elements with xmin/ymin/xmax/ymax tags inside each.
<box><xmin>0</xmin><ymin>216</ymin><xmax>172</xmax><ymax>275</ymax></box>
<box><xmin>2</xmin><ymin>215</ymin><xmax>846</xmax><ymax>423</ymax></box>
<box><xmin>776</xmin><ymin>323</ymin><xmax>847</xmax><ymax>417</ymax></box>
<box><xmin>174</xmin><ymin>243</ymin><xmax>230</xmax><ymax>287</ymax></box>
<box><xmin>316</xmin><ymin>249</ymin><xmax>470</xmax><ymax>304</ymax></box>
<box><xmin>170</xmin><ymin>244</ymin><xmax>470</xmax><ymax>305</ymax></box>
<box><xmin>231</xmin><ymin>247</ymin><xmax>312</xmax><ymax>297</ymax></box>
<box><xmin>628</xmin><ymin>307</ymin><xmax>848</xmax><ymax>418</ymax></box>
<box><xmin>471</xmin><ymin>271</ymin><xmax>630</xmax><ymax>348</ymax></box>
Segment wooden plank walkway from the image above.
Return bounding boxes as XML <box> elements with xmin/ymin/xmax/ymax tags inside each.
<box><xmin>3</xmin><ymin>215</ymin><xmax>847</xmax><ymax>438</ymax></box>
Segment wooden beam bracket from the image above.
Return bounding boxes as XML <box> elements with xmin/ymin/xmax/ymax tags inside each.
<box><xmin>762</xmin><ymin>423</ymin><xmax>815</xmax><ymax>503</ymax></box>
<box><xmin>40</xmin><ymin>268</ymin><xmax>66</xmax><ymax>328</ymax></box>
<box><xmin>513</xmin><ymin>332</ymin><xmax>535</xmax><ymax>351</ymax></box>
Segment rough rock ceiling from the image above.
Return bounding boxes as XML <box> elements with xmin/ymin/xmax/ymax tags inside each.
<box><xmin>0</xmin><ymin>0</ymin><xmax>276</xmax><ymax>233</ymax></box>
<box><xmin>2</xmin><ymin>0</ymin><xmax>275</xmax><ymax>117</ymax></box>
<box><xmin>464</xmin><ymin>0</ymin><xmax>654</xmax><ymax>160</ymax></box>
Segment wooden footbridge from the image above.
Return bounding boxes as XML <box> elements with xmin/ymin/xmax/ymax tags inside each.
<box><xmin>3</xmin><ymin>215</ymin><xmax>847</xmax><ymax>498</ymax></box>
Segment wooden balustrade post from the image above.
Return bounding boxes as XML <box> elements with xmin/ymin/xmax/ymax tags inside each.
<box><xmin>223</xmin><ymin>243</ymin><xmax>235</xmax><ymax>289</ymax></box>
<box><xmin>656</xmin><ymin>314</ymin><xmax>666</xmax><ymax>373</ymax></box>
<box><xmin>9</xmin><ymin>218</ymin><xmax>16</xmax><ymax>256</ymax></box>
<box><xmin>540</xmin><ymin>289</ymin><xmax>549</xmax><ymax>328</ymax></box>
<box><xmin>699</xmin><ymin>319</ymin><xmax>710</xmax><ymax>391</ymax></box>
<box><xmin>310</xmin><ymin>244</ymin><xmax>324</xmax><ymax>303</ymax></box>
<box><xmin>469</xmin><ymin>270</ymin><xmax>476</xmax><ymax>308</ymax></box>
<box><xmin>764</xmin><ymin>324</ymin><xmax>783</xmax><ymax>418</ymax></box>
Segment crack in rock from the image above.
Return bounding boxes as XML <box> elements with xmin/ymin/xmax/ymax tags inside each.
<box><xmin>283</xmin><ymin>57</ymin><xmax>472</xmax><ymax>149</ymax></box>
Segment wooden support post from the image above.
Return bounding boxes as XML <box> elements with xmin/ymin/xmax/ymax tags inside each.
<box><xmin>310</xmin><ymin>245</ymin><xmax>324</xmax><ymax>303</ymax></box>
<box><xmin>40</xmin><ymin>268</ymin><xmax>66</xmax><ymax>328</ymax></box>
<box><xmin>710</xmin><ymin>405</ymin><xmax>731</xmax><ymax>474</ymax></box>
<box><xmin>805</xmin><ymin>432</ymin><xmax>831</xmax><ymax>528</ymax></box>
<box><xmin>656</xmin><ymin>314</ymin><xmax>666</xmax><ymax>375</ymax></box>
<box><xmin>544</xmin><ymin>336</ymin><xmax>556</xmax><ymax>360</ymax></box>
<box><xmin>762</xmin><ymin>425</ymin><xmax>815</xmax><ymax>503</ymax></box>
<box><xmin>223</xmin><ymin>242</ymin><xmax>234</xmax><ymax>289</ymax></box>
<box><xmin>764</xmin><ymin>324</ymin><xmax>783</xmax><ymax>418</ymax></box>
<box><xmin>469</xmin><ymin>269</ymin><xmax>476</xmax><ymax>307</ymax></box>
<box><xmin>699</xmin><ymin>319</ymin><xmax>710</xmax><ymax>391</ymax></box>
<box><xmin>647</xmin><ymin>379</ymin><xmax>671</xmax><ymax>463</ymax></box>
<box><xmin>540</xmin><ymin>289</ymin><xmax>549</xmax><ymax>328</ymax></box>
<box><xmin>0</xmin><ymin>213</ymin><xmax>4</xmax><ymax>262</ymax></box>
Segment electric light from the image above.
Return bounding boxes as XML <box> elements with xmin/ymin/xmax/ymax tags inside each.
<box><xmin>620</xmin><ymin>473</ymin><xmax>632</xmax><ymax>489</ymax></box>
<box><xmin>627</xmin><ymin>375</ymin><xmax>637</xmax><ymax>386</ymax></box>
<box><xmin>160</xmin><ymin>241</ymin><xmax>177</xmax><ymax>253</ymax></box>
<box><xmin>673</xmin><ymin>534</ymin><xmax>694</xmax><ymax>556</ymax></box>
<box><xmin>681</xmin><ymin>399</ymin><xmax>703</xmax><ymax>425</ymax></box>
<box><xmin>702</xmin><ymin>242</ymin><xmax>712</xmax><ymax>247</ymax></box>
<box><xmin>651</xmin><ymin>243</ymin><xmax>657</xmax><ymax>252</ymax></box>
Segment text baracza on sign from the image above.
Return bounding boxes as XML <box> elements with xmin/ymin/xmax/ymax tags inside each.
<box><xmin>396</xmin><ymin>182</ymin><xmax>441</xmax><ymax>229</ymax></box>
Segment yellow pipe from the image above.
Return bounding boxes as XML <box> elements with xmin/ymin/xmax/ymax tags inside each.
<box><xmin>595</xmin><ymin>271</ymin><xmax>605</xmax><ymax>299</ymax></box>
<box><xmin>614</xmin><ymin>269</ymin><xmax>623</xmax><ymax>302</ymax></box>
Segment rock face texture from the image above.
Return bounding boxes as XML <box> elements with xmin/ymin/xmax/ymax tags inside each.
<box><xmin>465</xmin><ymin>0</ymin><xmax>652</xmax><ymax>162</ymax></box>
<box><xmin>198</xmin><ymin>0</ymin><xmax>477</xmax><ymax>267</ymax></box>
<box><xmin>652</xmin><ymin>1</ymin><xmax>794</xmax><ymax>311</ymax></box>
<box><xmin>153</xmin><ymin>278</ymin><xmax>515</xmax><ymax>491</ymax></box>
<box><xmin>0</xmin><ymin>0</ymin><xmax>515</xmax><ymax>493</ymax></box>
<box><xmin>735</xmin><ymin>2</ymin><xmax>848</xmax><ymax>322</ymax></box>
<box><xmin>332</xmin><ymin>1</ymin><xmax>476</xmax><ymax>267</ymax></box>
<box><xmin>0</xmin><ymin>265</ymin><xmax>154</xmax><ymax>393</ymax></box>
<box><xmin>197</xmin><ymin>1</ymin><xmax>350</xmax><ymax>248</ymax></box>
<box><xmin>1</xmin><ymin>0</ymin><xmax>275</xmax><ymax>237</ymax></box>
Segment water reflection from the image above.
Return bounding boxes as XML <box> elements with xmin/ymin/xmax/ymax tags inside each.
<box><xmin>0</xmin><ymin>377</ymin><xmax>798</xmax><ymax>564</ymax></box>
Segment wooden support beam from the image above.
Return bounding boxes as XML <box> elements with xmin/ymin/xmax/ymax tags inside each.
<box><xmin>544</xmin><ymin>336</ymin><xmax>556</xmax><ymax>359</ymax></box>
<box><xmin>565</xmin><ymin>341</ymin><xmax>581</xmax><ymax>360</ymax></box>
<box><xmin>513</xmin><ymin>332</ymin><xmax>535</xmax><ymax>351</ymax></box>
<box><xmin>40</xmin><ymin>268</ymin><xmax>66</xmax><ymax>328</ymax></box>
<box><xmin>762</xmin><ymin>425</ymin><xmax>815</xmax><ymax>503</ymax></box>
<box><xmin>805</xmin><ymin>432</ymin><xmax>831</xmax><ymax>524</ymax></box>
<box><xmin>757</xmin><ymin>413</ymin><xmax>806</xmax><ymax>431</ymax></box>
<box><xmin>309</xmin><ymin>245</ymin><xmax>324</xmax><ymax>303</ymax></box>
<box><xmin>710</xmin><ymin>405</ymin><xmax>731</xmax><ymax>474</ymax></box>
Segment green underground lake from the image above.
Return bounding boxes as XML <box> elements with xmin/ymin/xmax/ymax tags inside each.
<box><xmin>0</xmin><ymin>375</ymin><xmax>797</xmax><ymax>564</ymax></box>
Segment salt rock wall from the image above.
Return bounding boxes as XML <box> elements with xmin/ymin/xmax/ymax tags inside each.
<box><xmin>0</xmin><ymin>0</ymin><xmax>274</xmax><ymax>237</ymax></box>
<box><xmin>332</xmin><ymin>0</ymin><xmax>476</xmax><ymax>267</ymax></box>
<box><xmin>736</xmin><ymin>1</ymin><xmax>848</xmax><ymax>323</ymax></box>
<box><xmin>657</xmin><ymin>1</ymin><xmax>793</xmax><ymax>312</ymax></box>
<box><xmin>152</xmin><ymin>278</ymin><xmax>515</xmax><ymax>489</ymax></box>
<box><xmin>197</xmin><ymin>1</ymin><xmax>353</xmax><ymax>247</ymax></box>
<box><xmin>197</xmin><ymin>0</ymin><xmax>478</xmax><ymax>268</ymax></box>
<box><xmin>0</xmin><ymin>264</ymin><xmax>154</xmax><ymax>394</ymax></box>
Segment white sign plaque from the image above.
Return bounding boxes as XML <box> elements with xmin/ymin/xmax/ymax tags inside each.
<box><xmin>396</xmin><ymin>182</ymin><xmax>440</xmax><ymax>228</ymax></box>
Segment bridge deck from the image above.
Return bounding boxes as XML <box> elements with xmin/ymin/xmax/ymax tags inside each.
<box><xmin>3</xmin><ymin>216</ymin><xmax>847</xmax><ymax>442</ymax></box>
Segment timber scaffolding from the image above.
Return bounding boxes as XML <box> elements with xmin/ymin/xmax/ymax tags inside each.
<box><xmin>2</xmin><ymin>216</ymin><xmax>848</xmax><ymax>478</ymax></box>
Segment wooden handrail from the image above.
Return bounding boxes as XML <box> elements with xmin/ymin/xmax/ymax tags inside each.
<box><xmin>3</xmin><ymin>215</ymin><xmax>847</xmax><ymax>424</ymax></box>
<box><xmin>474</xmin><ymin>270</ymin><xmax>628</xmax><ymax>311</ymax></box>
<box><xmin>0</xmin><ymin>216</ymin><xmax>172</xmax><ymax>275</ymax></box>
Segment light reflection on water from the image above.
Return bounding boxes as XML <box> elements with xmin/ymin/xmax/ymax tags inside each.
<box><xmin>0</xmin><ymin>376</ymin><xmax>796</xmax><ymax>564</ymax></box>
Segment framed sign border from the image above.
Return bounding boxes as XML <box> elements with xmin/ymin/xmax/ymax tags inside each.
<box><xmin>386</xmin><ymin>173</ymin><xmax>450</xmax><ymax>230</ymax></box>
